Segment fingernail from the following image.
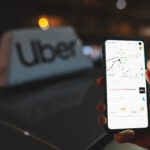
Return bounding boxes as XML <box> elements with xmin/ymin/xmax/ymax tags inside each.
<box><xmin>145</xmin><ymin>70</ymin><xmax>150</xmax><ymax>83</ymax></box>
<box><xmin>97</xmin><ymin>78</ymin><xmax>101</xmax><ymax>84</ymax></box>
<box><xmin>146</xmin><ymin>70</ymin><xmax>150</xmax><ymax>75</ymax></box>
<box><xmin>97</xmin><ymin>116</ymin><xmax>107</xmax><ymax>126</ymax></box>
<box><xmin>97</xmin><ymin>102</ymin><xmax>106</xmax><ymax>113</ymax></box>
<box><xmin>119</xmin><ymin>130</ymin><xmax>134</xmax><ymax>135</ymax></box>
<box><xmin>147</xmin><ymin>69</ymin><xmax>150</xmax><ymax>74</ymax></box>
<box><xmin>97</xmin><ymin>78</ymin><xmax>104</xmax><ymax>86</ymax></box>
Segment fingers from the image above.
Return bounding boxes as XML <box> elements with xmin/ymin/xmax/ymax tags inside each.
<box><xmin>145</xmin><ymin>70</ymin><xmax>150</xmax><ymax>84</ymax></box>
<box><xmin>97</xmin><ymin>102</ymin><xmax>106</xmax><ymax>113</ymax></box>
<box><xmin>131</xmin><ymin>132</ymin><xmax>150</xmax><ymax>149</ymax></box>
<box><xmin>97</xmin><ymin>102</ymin><xmax>107</xmax><ymax>126</ymax></box>
<box><xmin>114</xmin><ymin>130</ymin><xmax>150</xmax><ymax>149</ymax></box>
<box><xmin>97</xmin><ymin>78</ymin><xmax>105</xmax><ymax>126</ymax></box>
<box><xmin>114</xmin><ymin>130</ymin><xmax>135</xmax><ymax>143</ymax></box>
<box><xmin>97</xmin><ymin>78</ymin><xmax>104</xmax><ymax>87</ymax></box>
<box><xmin>97</xmin><ymin>115</ymin><xmax>107</xmax><ymax>126</ymax></box>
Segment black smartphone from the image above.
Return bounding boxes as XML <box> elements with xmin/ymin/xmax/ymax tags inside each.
<box><xmin>103</xmin><ymin>38</ymin><xmax>149</xmax><ymax>133</ymax></box>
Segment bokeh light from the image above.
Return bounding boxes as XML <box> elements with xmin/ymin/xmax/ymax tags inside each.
<box><xmin>38</xmin><ymin>17</ymin><xmax>49</xmax><ymax>30</ymax></box>
<box><xmin>116</xmin><ymin>0</ymin><xmax>126</xmax><ymax>10</ymax></box>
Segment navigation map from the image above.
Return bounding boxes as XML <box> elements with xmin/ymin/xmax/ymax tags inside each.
<box><xmin>106</xmin><ymin>57</ymin><xmax>121</xmax><ymax>71</ymax></box>
<box><xmin>106</xmin><ymin>42</ymin><xmax>144</xmax><ymax>79</ymax></box>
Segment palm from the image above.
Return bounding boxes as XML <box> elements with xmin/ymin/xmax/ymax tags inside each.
<box><xmin>131</xmin><ymin>130</ymin><xmax>150</xmax><ymax>149</ymax></box>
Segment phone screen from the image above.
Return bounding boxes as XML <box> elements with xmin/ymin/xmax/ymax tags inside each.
<box><xmin>105</xmin><ymin>40</ymin><xmax>149</xmax><ymax>130</ymax></box>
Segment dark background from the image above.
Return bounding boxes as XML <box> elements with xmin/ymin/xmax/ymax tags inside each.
<box><xmin>1</xmin><ymin>0</ymin><xmax>150</xmax><ymax>46</ymax></box>
<box><xmin>0</xmin><ymin>1</ymin><xmax>149</xmax><ymax>150</ymax></box>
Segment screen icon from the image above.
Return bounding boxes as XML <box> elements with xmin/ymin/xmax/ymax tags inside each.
<box><xmin>139</xmin><ymin>87</ymin><xmax>145</xmax><ymax>93</ymax></box>
<box><xmin>141</xmin><ymin>73</ymin><xmax>144</xmax><ymax>77</ymax></box>
<box><xmin>142</xmin><ymin>97</ymin><xmax>145</xmax><ymax>101</ymax></box>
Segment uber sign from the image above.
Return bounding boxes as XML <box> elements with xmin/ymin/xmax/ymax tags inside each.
<box><xmin>16</xmin><ymin>40</ymin><xmax>76</xmax><ymax>67</ymax></box>
<box><xmin>0</xmin><ymin>27</ymin><xmax>93</xmax><ymax>86</ymax></box>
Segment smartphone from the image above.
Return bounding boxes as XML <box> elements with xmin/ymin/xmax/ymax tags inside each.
<box><xmin>103</xmin><ymin>38</ymin><xmax>149</xmax><ymax>133</ymax></box>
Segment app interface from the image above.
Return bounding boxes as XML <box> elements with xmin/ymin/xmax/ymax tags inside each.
<box><xmin>105</xmin><ymin>40</ymin><xmax>148</xmax><ymax>129</ymax></box>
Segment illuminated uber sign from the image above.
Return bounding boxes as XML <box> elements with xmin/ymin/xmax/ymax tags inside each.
<box><xmin>0</xmin><ymin>27</ymin><xmax>92</xmax><ymax>86</ymax></box>
<box><xmin>16</xmin><ymin>40</ymin><xmax>76</xmax><ymax>67</ymax></box>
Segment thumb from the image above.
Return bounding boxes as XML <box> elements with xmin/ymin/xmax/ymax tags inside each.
<box><xmin>145</xmin><ymin>70</ymin><xmax>150</xmax><ymax>84</ymax></box>
<box><xmin>114</xmin><ymin>130</ymin><xmax>135</xmax><ymax>143</ymax></box>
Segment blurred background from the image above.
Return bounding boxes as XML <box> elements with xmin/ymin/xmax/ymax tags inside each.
<box><xmin>1</xmin><ymin>0</ymin><xmax>150</xmax><ymax>60</ymax></box>
<box><xmin>1</xmin><ymin>0</ymin><xmax>150</xmax><ymax>45</ymax></box>
<box><xmin>0</xmin><ymin>0</ymin><xmax>149</xmax><ymax>150</ymax></box>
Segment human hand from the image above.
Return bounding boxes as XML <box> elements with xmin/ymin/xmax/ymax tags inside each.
<box><xmin>97</xmin><ymin>70</ymin><xmax>150</xmax><ymax>149</ymax></box>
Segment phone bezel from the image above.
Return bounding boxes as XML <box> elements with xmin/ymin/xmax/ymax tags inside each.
<box><xmin>102</xmin><ymin>37</ymin><xmax>150</xmax><ymax>133</ymax></box>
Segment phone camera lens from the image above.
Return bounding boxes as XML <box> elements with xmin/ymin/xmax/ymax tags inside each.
<box><xmin>139</xmin><ymin>42</ymin><xmax>142</xmax><ymax>45</ymax></box>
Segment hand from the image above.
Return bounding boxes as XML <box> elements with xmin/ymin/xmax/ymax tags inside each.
<box><xmin>97</xmin><ymin>70</ymin><xmax>150</xmax><ymax>149</ymax></box>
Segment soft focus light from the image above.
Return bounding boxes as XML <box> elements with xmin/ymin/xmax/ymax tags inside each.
<box><xmin>83</xmin><ymin>46</ymin><xmax>92</xmax><ymax>55</ymax></box>
<box><xmin>120</xmin><ymin>23</ymin><xmax>131</xmax><ymax>34</ymax></box>
<box><xmin>82</xmin><ymin>45</ymin><xmax>102</xmax><ymax>61</ymax></box>
<box><xmin>38</xmin><ymin>17</ymin><xmax>49</xmax><ymax>30</ymax></box>
<box><xmin>24</xmin><ymin>131</ymin><xmax>30</xmax><ymax>136</ymax></box>
<box><xmin>139</xmin><ymin>27</ymin><xmax>150</xmax><ymax>37</ymax></box>
<box><xmin>116</xmin><ymin>0</ymin><xmax>126</xmax><ymax>10</ymax></box>
<box><xmin>50</xmin><ymin>17</ymin><xmax>63</xmax><ymax>27</ymax></box>
<box><xmin>38</xmin><ymin>15</ymin><xmax>63</xmax><ymax>29</ymax></box>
